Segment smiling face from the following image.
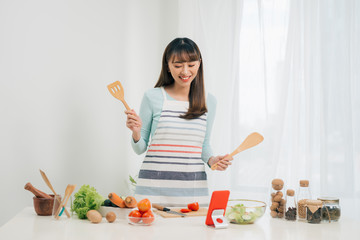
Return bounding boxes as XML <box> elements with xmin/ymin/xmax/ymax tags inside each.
<box><xmin>168</xmin><ymin>55</ymin><xmax>201</xmax><ymax>89</ymax></box>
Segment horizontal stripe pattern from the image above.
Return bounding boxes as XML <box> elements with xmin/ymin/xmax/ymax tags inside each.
<box><xmin>157</xmin><ymin>126</ymin><xmax>206</xmax><ymax>133</ymax></box>
<box><xmin>140</xmin><ymin>162</ymin><xmax>205</xmax><ymax>172</ymax></box>
<box><xmin>151</xmin><ymin>138</ymin><xmax>204</xmax><ymax>145</ymax></box>
<box><xmin>139</xmin><ymin>170</ymin><xmax>207</xmax><ymax>181</ymax></box>
<box><xmin>147</xmin><ymin>149</ymin><xmax>202</xmax><ymax>154</ymax></box>
<box><xmin>136</xmin><ymin>179</ymin><xmax>208</xmax><ymax>188</ymax></box>
<box><xmin>157</xmin><ymin>120</ymin><xmax>206</xmax><ymax>128</ymax></box>
<box><xmin>160</xmin><ymin>114</ymin><xmax>206</xmax><ymax>122</ymax></box>
<box><xmin>145</xmin><ymin>150</ymin><xmax>201</xmax><ymax>159</ymax></box>
<box><xmin>133</xmin><ymin>195</ymin><xmax>210</xmax><ymax>206</ymax></box>
<box><xmin>135</xmin><ymin>93</ymin><xmax>209</xmax><ymax>205</ymax></box>
<box><xmin>154</xmin><ymin>131</ymin><xmax>205</xmax><ymax>140</ymax></box>
<box><xmin>150</xmin><ymin>144</ymin><xmax>202</xmax><ymax>149</ymax></box>
<box><xmin>135</xmin><ymin>186</ymin><xmax>208</xmax><ymax>197</ymax></box>
<box><xmin>145</xmin><ymin>155</ymin><xmax>202</xmax><ymax>160</ymax></box>
<box><xmin>143</xmin><ymin>161</ymin><xmax>204</xmax><ymax>165</ymax></box>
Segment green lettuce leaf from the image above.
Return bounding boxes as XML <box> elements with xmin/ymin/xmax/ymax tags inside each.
<box><xmin>71</xmin><ymin>185</ymin><xmax>105</xmax><ymax>219</ymax></box>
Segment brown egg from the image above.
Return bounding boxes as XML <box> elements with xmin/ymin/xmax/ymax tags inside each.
<box><xmin>106</xmin><ymin>212</ymin><xmax>116</xmax><ymax>223</ymax></box>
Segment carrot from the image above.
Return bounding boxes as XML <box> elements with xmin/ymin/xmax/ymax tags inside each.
<box><xmin>108</xmin><ymin>192</ymin><xmax>126</xmax><ymax>208</ymax></box>
<box><xmin>124</xmin><ymin>196</ymin><xmax>137</xmax><ymax>208</ymax></box>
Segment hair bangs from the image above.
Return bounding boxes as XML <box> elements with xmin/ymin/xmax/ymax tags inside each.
<box><xmin>168</xmin><ymin>43</ymin><xmax>200</xmax><ymax>63</ymax></box>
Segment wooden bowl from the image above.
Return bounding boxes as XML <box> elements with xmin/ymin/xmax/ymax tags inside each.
<box><xmin>33</xmin><ymin>194</ymin><xmax>56</xmax><ymax>216</ymax></box>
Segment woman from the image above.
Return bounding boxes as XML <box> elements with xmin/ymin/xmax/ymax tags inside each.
<box><xmin>125</xmin><ymin>38</ymin><xmax>231</xmax><ymax>206</ymax></box>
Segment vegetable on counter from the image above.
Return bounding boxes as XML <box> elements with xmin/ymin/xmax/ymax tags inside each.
<box><xmin>137</xmin><ymin>198</ymin><xmax>151</xmax><ymax>213</ymax></box>
<box><xmin>71</xmin><ymin>185</ymin><xmax>105</xmax><ymax>219</ymax></box>
<box><xmin>108</xmin><ymin>192</ymin><xmax>126</xmax><ymax>208</ymax></box>
<box><xmin>125</xmin><ymin>196</ymin><xmax>137</xmax><ymax>208</ymax></box>
<box><xmin>187</xmin><ymin>202</ymin><xmax>199</xmax><ymax>211</ymax></box>
<box><xmin>225</xmin><ymin>203</ymin><xmax>264</xmax><ymax>224</ymax></box>
<box><xmin>180</xmin><ymin>209</ymin><xmax>191</xmax><ymax>213</ymax></box>
<box><xmin>128</xmin><ymin>199</ymin><xmax>155</xmax><ymax>225</ymax></box>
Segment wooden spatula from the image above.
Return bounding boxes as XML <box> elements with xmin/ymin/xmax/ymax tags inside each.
<box><xmin>39</xmin><ymin>169</ymin><xmax>70</xmax><ymax>217</ymax></box>
<box><xmin>107</xmin><ymin>81</ymin><xmax>131</xmax><ymax>110</ymax></box>
<box><xmin>55</xmin><ymin>184</ymin><xmax>76</xmax><ymax>219</ymax></box>
<box><xmin>211</xmin><ymin>132</ymin><xmax>264</xmax><ymax>170</ymax></box>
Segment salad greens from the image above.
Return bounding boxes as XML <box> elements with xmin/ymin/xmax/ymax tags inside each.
<box><xmin>225</xmin><ymin>203</ymin><xmax>265</xmax><ymax>224</ymax></box>
<box><xmin>71</xmin><ymin>185</ymin><xmax>105</xmax><ymax>219</ymax></box>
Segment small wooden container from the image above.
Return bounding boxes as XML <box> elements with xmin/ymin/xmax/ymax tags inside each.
<box><xmin>33</xmin><ymin>194</ymin><xmax>56</xmax><ymax>216</ymax></box>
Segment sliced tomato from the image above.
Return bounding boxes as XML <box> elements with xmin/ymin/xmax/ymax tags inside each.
<box><xmin>180</xmin><ymin>208</ymin><xmax>191</xmax><ymax>213</ymax></box>
<box><xmin>187</xmin><ymin>202</ymin><xmax>199</xmax><ymax>211</ymax></box>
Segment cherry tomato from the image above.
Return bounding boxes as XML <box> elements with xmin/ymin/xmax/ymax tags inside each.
<box><xmin>128</xmin><ymin>210</ymin><xmax>142</xmax><ymax>223</ymax></box>
<box><xmin>187</xmin><ymin>202</ymin><xmax>199</xmax><ymax>211</ymax></box>
<box><xmin>142</xmin><ymin>210</ymin><xmax>154</xmax><ymax>224</ymax></box>
<box><xmin>180</xmin><ymin>208</ymin><xmax>191</xmax><ymax>213</ymax></box>
<box><xmin>137</xmin><ymin>198</ymin><xmax>151</xmax><ymax>213</ymax></box>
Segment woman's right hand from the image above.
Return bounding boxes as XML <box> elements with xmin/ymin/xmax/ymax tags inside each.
<box><xmin>125</xmin><ymin>109</ymin><xmax>142</xmax><ymax>142</ymax></box>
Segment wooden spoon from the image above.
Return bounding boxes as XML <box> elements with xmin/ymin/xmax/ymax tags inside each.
<box><xmin>54</xmin><ymin>184</ymin><xmax>71</xmax><ymax>218</ymax></box>
<box><xmin>39</xmin><ymin>169</ymin><xmax>70</xmax><ymax>217</ymax></box>
<box><xmin>107</xmin><ymin>81</ymin><xmax>130</xmax><ymax>110</ymax></box>
<box><xmin>211</xmin><ymin>132</ymin><xmax>264</xmax><ymax>170</ymax></box>
<box><xmin>56</xmin><ymin>184</ymin><xmax>76</xmax><ymax>219</ymax></box>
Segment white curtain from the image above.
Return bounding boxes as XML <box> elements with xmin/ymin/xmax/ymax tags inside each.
<box><xmin>177</xmin><ymin>0</ymin><xmax>245</xmax><ymax>197</ymax></box>
<box><xmin>178</xmin><ymin>0</ymin><xmax>360</xmax><ymax>202</ymax></box>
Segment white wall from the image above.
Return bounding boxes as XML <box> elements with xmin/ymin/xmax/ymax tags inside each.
<box><xmin>0</xmin><ymin>0</ymin><xmax>179</xmax><ymax>226</ymax></box>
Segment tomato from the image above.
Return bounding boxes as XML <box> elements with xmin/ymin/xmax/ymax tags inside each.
<box><xmin>128</xmin><ymin>210</ymin><xmax>142</xmax><ymax>223</ymax></box>
<box><xmin>180</xmin><ymin>208</ymin><xmax>191</xmax><ymax>213</ymax></box>
<box><xmin>137</xmin><ymin>198</ymin><xmax>151</xmax><ymax>213</ymax></box>
<box><xmin>187</xmin><ymin>202</ymin><xmax>199</xmax><ymax>211</ymax></box>
<box><xmin>141</xmin><ymin>210</ymin><xmax>154</xmax><ymax>224</ymax></box>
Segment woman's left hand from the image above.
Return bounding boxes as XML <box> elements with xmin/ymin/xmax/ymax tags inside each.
<box><xmin>208</xmin><ymin>154</ymin><xmax>233</xmax><ymax>171</ymax></box>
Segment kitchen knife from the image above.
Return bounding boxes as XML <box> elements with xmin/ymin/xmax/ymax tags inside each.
<box><xmin>152</xmin><ymin>203</ymin><xmax>187</xmax><ymax>217</ymax></box>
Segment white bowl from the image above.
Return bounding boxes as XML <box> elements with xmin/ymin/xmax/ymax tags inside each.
<box><xmin>98</xmin><ymin>206</ymin><xmax>132</xmax><ymax>219</ymax></box>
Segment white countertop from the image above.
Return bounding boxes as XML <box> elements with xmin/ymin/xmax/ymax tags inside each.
<box><xmin>0</xmin><ymin>207</ymin><xmax>359</xmax><ymax>240</ymax></box>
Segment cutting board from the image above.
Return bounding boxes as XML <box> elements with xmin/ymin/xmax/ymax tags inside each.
<box><xmin>154</xmin><ymin>207</ymin><xmax>208</xmax><ymax>218</ymax></box>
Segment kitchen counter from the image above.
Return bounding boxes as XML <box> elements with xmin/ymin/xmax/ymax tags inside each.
<box><xmin>0</xmin><ymin>207</ymin><xmax>359</xmax><ymax>240</ymax></box>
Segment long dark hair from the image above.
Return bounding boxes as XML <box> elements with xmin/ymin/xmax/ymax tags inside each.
<box><xmin>155</xmin><ymin>38</ymin><xmax>207</xmax><ymax>119</ymax></box>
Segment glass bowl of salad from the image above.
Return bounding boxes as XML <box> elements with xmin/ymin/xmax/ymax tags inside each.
<box><xmin>225</xmin><ymin>199</ymin><xmax>266</xmax><ymax>224</ymax></box>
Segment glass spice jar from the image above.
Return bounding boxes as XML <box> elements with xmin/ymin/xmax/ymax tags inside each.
<box><xmin>297</xmin><ymin>180</ymin><xmax>311</xmax><ymax>221</ymax></box>
<box><xmin>318</xmin><ymin>197</ymin><xmax>341</xmax><ymax>223</ymax></box>
<box><xmin>285</xmin><ymin>189</ymin><xmax>297</xmax><ymax>221</ymax></box>
<box><xmin>270</xmin><ymin>178</ymin><xmax>285</xmax><ymax>219</ymax></box>
<box><xmin>306</xmin><ymin>200</ymin><xmax>322</xmax><ymax>224</ymax></box>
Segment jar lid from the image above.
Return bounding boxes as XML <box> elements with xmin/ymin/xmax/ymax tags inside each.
<box><xmin>305</xmin><ymin>200</ymin><xmax>322</xmax><ymax>213</ymax></box>
<box><xmin>299</xmin><ymin>180</ymin><xmax>309</xmax><ymax>187</ymax></box>
<box><xmin>305</xmin><ymin>200</ymin><xmax>322</xmax><ymax>206</ymax></box>
<box><xmin>317</xmin><ymin>197</ymin><xmax>339</xmax><ymax>204</ymax></box>
<box><xmin>272</xmin><ymin>178</ymin><xmax>284</xmax><ymax>186</ymax></box>
<box><xmin>286</xmin><ymin>189</ymin><xmax>295</xmax><ymax>196</ymax></box>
